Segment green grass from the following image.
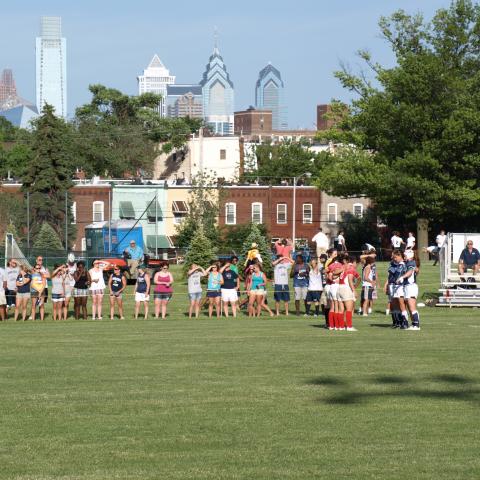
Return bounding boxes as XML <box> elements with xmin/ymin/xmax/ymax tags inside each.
<box><xmin>1</xmin><ymin>262</ymin><xmax>479</xmax><ymax>479</ymax></box>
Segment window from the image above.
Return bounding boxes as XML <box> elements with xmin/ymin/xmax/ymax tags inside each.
<box><xmin>353</xmin><ymin>203</ymin><xmax>364</xmax><ymax>218</ymax></box>
<box><xmin>225</xmin><ymin>202</ymin><xmax>236</xmax><ymax>225</ymax></box>
<box><xmin>277</xmin><ymin>203</ymin><xmax>287</xmax><ymax>224</ymax></box>
<box><xmin>220</xmin><ymin>149</ymin><xmax>226</xmax><ymax>160</ymax></box>
<box><xmin>327</xmin><ymin>203</ymin><xmax>337</xmax><ymax>224</ymax></box>
<box><xmin>303</xmin><ymin>203</ymin><xmax>313</xmax><ymax>224</ymax></box>
<box><xmin>119</xmin><ymin>201</ymin><xmax>136</xmax><ymax>220</ymax></box>
<box><xmin>146</xmin><ymin>200</ymin><xmax>162</xmax><ymax>223</ymax></box>
<box><xmin>92</xmin><ymin>201</ymin><xmax>104</xmax><ymax>222</ymax></box>
<box><xmin>252</xmin><ymin>202</ymin><xmax>262</xmax><ymax>224</ymax></box>
<box><xmin>173</xmin><ymin>201</ymin><xmax>188</xmax><ymax>225</ymax></box>
<box><xmin>81</xmin><ymin>238</ymin><xmax>86</xmax><ymax>251</ymax></box>
<box><xmin>71</xmin><ymin>201</ymin><xmax>77</xmax><ymax>225</ymax></box>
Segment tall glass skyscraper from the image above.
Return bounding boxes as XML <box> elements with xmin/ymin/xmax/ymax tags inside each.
<box><xmin>199</xmin><ymin>45</ymin><xmax>234</xmax><ymax>136</ymax></box>
<box><xmin>137</xmin><ymin>54</ymin><xmax>175</xmax><ymax>117</ymax></box>
<box><xmin>36</xmin><ymin>16</ymin><xmax>67</xmax><ymax>118</ymax></box>
<box><xmin>255</xmin><ymin>63</ymin><xmax>287</xmax><ymax>130</ymax></box>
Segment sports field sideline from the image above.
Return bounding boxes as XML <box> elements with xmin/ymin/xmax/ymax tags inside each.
<box><xmin>1</xmin><ymin>262</ymin><xmax>479</xmax><ymax>479</ymax></box>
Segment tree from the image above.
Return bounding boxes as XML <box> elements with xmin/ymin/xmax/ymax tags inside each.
<box><xmin>33</xmin><ymin>222</ymin><xmax>64</xmax><ymax>251</ymax></box>
<box><xmin>316</xmin><ymin>0</ymin><xmax>480</xmax><ymax>232</ymax></box>
<box><xmin>241</xmin><ymin>223</ymin><xmax>273</xmax><ymax>277</ymax></box>
<box><xmin>242</xmin><ymin>141</ymin><xmax>321</xmax><ymax>185</ymax></box>
<box><xmin>219</xmin><ymin>223</ymin><xmax>269</xmax><ymax>254</ymax></box>
<box><xmin>183</xmin><ymin>225</ymin><xmax>217</xmax><ymax>274</ymax></box>
<box><xmin>175</xmin><ymin>171</ymin><xmax>221</xmax><ymax>248</ymax></box>
<box><xmin>22</xmin><ymin>104</ymin><xmax>75</xmax><ymax>243</ymax></box>
<box><xmin>337</xmin><ymin>208</ymin><xmax>381</xmax><ymax>253</ymax></box>
<box><xmin>0</xmin><ymin>193</ymin><xmax>26</xmax><ymax>241</ymax></box>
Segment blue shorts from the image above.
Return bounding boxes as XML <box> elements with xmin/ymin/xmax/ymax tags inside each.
<box><xmin>154</xmin><ymin>293</ymin><xmax>171</xmax><ymax>301</ymax></box>
<box><xmin>274</xmin><ymin>284</ymin><xmax>290</xmax><ymax>302</ymax></box>
<box><xmin>306</xmin><ymin>290</ymin><xmax>322</xmax><ymax>302</ymax></box>
<box><xmin>206</xmin><ymin>291</ymin><xmax>221</xmax><ymax>298</ymax></box>
<box><xmin>189</xmin><ymin>292</ymin><xmax>202</xmax><ymax>301</ymax></box>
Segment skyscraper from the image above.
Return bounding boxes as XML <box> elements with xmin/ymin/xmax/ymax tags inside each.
<box><xmin>199</xmin><ymin>44</ymin><xmax>234</xmax><ymax>136</ymax></box>
<box><xmin>166</xmin><ymin>85</ymin><xmax>203</xmax><ymax>119</ymax></box>
<box><xmin>255</xmin><ymin>63</ymin><xmax>287</xmax><ymax>130</ymax></box>
<box><xmin>36</xmin><ymin>16</ymin><xmax>67</xmax><ymax>118</ymax></box>
<box><xmin>0</xmin><ymin>69</ymin><xmax>17</xmax><ymax>107</ymax></box>
<box><xmin>137</xmin><ymin>54</ymin><xmax>175</xmax><ymax>117</ymax></box>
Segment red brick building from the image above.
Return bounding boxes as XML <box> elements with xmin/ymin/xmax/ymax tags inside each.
<box><xmin>234</xmin><ymin>107</ymin><xmax>273</xmax><ymax>136</ymax></box>
<box><xmin>317</xmin><ymin>104</ymin><xmax>334</xmax><ymax>131</ymax></box>
<box><xmin>220</xmin><ymin>186</ymin><xmax>322</xmax><ymax>245</ymax></box>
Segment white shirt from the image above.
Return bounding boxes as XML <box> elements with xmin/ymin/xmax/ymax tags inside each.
<box><xmin>312</xmin><ymin>232</ymin><xmax>329</xmax><ymax>249</ymax></box>
<box><xmin>436</xmin><ymin>234</ymin><xmax>446</xmax><ymax>248</ymax></box>
<box><xmin>391</xmin><ymin>235</ymin><xmax>403</xmax><ymax>248</ymax></box>
<box><xmin>337</xmin><ymin>234</ymin><xmax>345</xmax><ymax>246</ymax></box>
<box><xmin>406</xmin><ymin>236</ymin><xmax>415</xmax><ymax>249</ymax></box>
<box><xmin>6</xmin><ymin>266</ymin><xmax>19</xmax><ymax>290</ymax></box>
<box><xmin>308</xmin><ymin>269</ymin><xmax>324</xmax><ymax>291</ymax></box>
<box><xmin>89</xmin><ymin>268</ymin><xmax>106</xmax><ymax>290</ymax></box>
<box><xmin>274</xmin><ymin>263</ymin><xmax>291</xmax><ymax>285</ymax></box>
<box><xmin>0</xmin><ymin>268</ymin><xmax>6</xmax><ymax>293</ymax></box>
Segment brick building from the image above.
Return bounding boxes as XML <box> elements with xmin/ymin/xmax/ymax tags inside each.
<box><xmin>234</xmin><ymin>107</ymin><xmax>273</xmax><ymax>136</ymax></box>
<box><xmin>317</xmin><ymin>104</ymin><xmax>334</xmax><ymax>130</ymax></box>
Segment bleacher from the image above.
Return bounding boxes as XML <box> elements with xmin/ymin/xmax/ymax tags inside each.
<box><xmin>437</xmin><ymin>233</ymin><xmax>480</xmax><ymax>307</ymax></box>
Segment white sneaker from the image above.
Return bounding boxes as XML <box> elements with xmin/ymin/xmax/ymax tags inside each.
<box><xmin>362</xmin><ymin>313</ymin><xmax>368</xmax><ymax>317</ymax></box>
<box><xmin>407</xmin><ymin>326</ymin><xmax>421</xmax><ymax>331</ymax></box>
<box><xmin>346</xmin><ymin>327</ymin><xmax>357</xmax><ymax>331</ymax></box>
<box><xmin>368</xmin><ymin>308</ymin><xmax>372</xmax><ymax>314</ymax></box>
<box><xmin>357</xmin><ymin>308</ymin><xmax>362</xmax><ymax>314</ymax></box>
<box><xmin>385</xmin><ymin>309</ymin><xmax>390</xmax><ymax>315</ymax></box>
<box><xmin>329</xmin><ymin>327</ymin><xmax>334</xmax><ymax>331</ymax></box>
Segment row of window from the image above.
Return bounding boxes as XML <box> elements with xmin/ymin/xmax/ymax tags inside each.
<box><xmin>225</xmin><ymin>202</ymin><xmax>364</xmax><ymax>225</ymax></box>
<box><xmin>73</xmin><ymin>201</ymin><xmax>364</xmax><ymax>225</ymax></box>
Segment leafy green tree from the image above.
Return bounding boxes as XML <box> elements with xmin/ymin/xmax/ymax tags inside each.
<box><xmin>22</xmin><ymin>104</ymin><xmax>75</xmax><ymax>243</ymax></box>
<box><xmin>337</xmin><ymin>208</ymin><xmax>381</xmax><ymax>253</ymax></box>
<box><xmin>316</xmin><ymin>0</ymin><xmax>480</xmax><ymax>232</ymax></box>
<box><xmin>183</xmin><ymin>225</ymin><xmax>217</xmax><ymax>274</ymax></box>
<box><xmin>176</xmin><ymin>171</ymin><xmax>221</xmax><ymax>248</ymax></box>
<box><xmin>241</xmin><ymin>223</ymin><xmax>273</xmax><ymax>277</ymax></box>
<box><xmin>0</xmin><ymin>144</ymin><xmax>32</xmax><ymax>178</ymax></box>
<box><xmin>0</xmin><ymin>193</ymin><xmax>26</xmax><ymax>241</ymax></box>
<box><xmin>33</xmin><ymin>222</ymin><xmax>64</xmax><ymax>251</ymax></box>
<box><xmin>219</xmin><ymin>223</ymin><xmax>269</xmax><ymax>254</ymax></box>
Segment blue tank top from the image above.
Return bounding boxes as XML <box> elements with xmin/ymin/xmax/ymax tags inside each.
<box><xmin>251</xmin><ymin>272</ymin><xmax>264</xmax><ymax>290</ymax></box>
<box><xmin>207</xmin><ymin>272</ymin><xmax>222</xmax><ymax>291</ymax></box>
<box><xmin>136</xmin><ymin>273</ymin><xmax>148</xmax><ymax>293</ymax></box>
<box><xmin>110</xmin><ymin>273</ymin><xmax>123</xmax><ymax>292</ymax></box>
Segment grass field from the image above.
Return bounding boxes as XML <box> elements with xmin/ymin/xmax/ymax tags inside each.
<box><xmin>1</xmin><ymin>262</ymin><xmax>479</xmax><ymax>479</ymax></box>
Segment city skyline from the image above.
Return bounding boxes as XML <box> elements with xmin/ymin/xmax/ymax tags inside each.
<box><xmin>1</xmin><ymin>1</ymin><xmax>449</xmax><ymax>126</ymax></box>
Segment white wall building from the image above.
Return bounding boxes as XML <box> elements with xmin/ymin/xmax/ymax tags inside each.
<box><xmin>137</xmin><ymin>54</ymin><xmax>175</xmax><ymax>117</ymax></box>
<box><xmin>154</xmin><ymin>132</ymin><xmax>240</xmax><ymax>182</ymax></box>
<box><xmin>36</xmin><ymin>16</ymin><xmax>67</xmax><ymax>118</ymax></box>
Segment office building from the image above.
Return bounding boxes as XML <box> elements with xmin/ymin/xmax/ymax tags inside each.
<box><xmin>255</xmin><ymin>63</ymin><xmax>287</xmax><ymax>130</ymax></box>
<box><xmin>166</xmin><ymin>84</ymin><xmax>203</xmax><ymax>119</ymax></box>
<box><xmin>199</xmin><ymin>44</ymin><xmax>234</xmax><ymax>135</ymax></box>
<box><xmin>137</xmin><ymin>54</ymin><xmax>175</xmax><ymax>117</ymax></box>
<box><xmin>234</xmin><ymin>107</ymin><xmax>272</xmax><ymax>136</ymax></box>
<box><xmin>36</xmin><ymin>16</ymin><xmax>67</xmax><ymax>118</ymax></box>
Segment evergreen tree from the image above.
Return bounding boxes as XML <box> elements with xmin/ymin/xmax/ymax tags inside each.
<box><xmin>241</xmin><ymin>223</ymin><xmax>273</xmax><ymax>277</ymax></box>
<box><xmin>183</xmin><ymin>226</ymin><xmax>217</xmax><ymax>274</ymax></box>
<box><xmin>33</xmin><ymin>222</ymin><xmax>64</xmax><ymax>251</ymax></box>
<box><xmin>22</xmin><ymin>104</ymin><xmax>76</xmax><ymax>244</ymax></box>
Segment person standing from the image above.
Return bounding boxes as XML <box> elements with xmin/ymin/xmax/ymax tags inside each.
<box><xmin>108</xmin><ymin>265</ymin><xmax>126</xmax><ymax>320</ymax></box>
<box><xmin>390</xmin><ymin>231</ymin><xmax>405</xmax><ymax>251</ymax></box>
<box><xmin>187</xmin><ymin>264</ymin><xmax>206</xmax><ymax>318</ymax></box>
<box><xmin>89</xmin><ymin>260</ymin><xmax>106</xmax><ymax>320</ymax></box>
<box><xmin>220</xmin><ymin>262</ymin><xmax>239</xmax><ymax>318</ymax></box>
<box><xmin>312</xmin><ymin>228</ymin><xmax>329</xmax><ymax>259</ymax></box>
<box><xmin>63</xmin><ymin>255</ymin><xmax>76</xmax><ymax>319</ymax></box>
<box><xmin>338</xmin><ymin>256</ymin><xmax>360</xmax><ymax>331</ymax></box>
<box><xmin>0</xmin><ymin>264</ymin><xmax>6</xmax><ymax>321</ymax></box>
<box><xmin>291</xmin><ymin>255</ymin><xmax>310</xmax><ymax>316</ymax></box>
<box><xmin>50</xmin><ymin>265</ymin><xmax>66</xmax><ymax>321</ymax></box>
<box><xmin>361</xmin><ymin>256</ymin><xmax>377</xmax><ymax>316</ymax></box>
<box><xmin>433</xmin><ymin>229</ymin><xmax>446</xmax><ymax>266</ymax></box>
<box><xmin>248</xmin><ymin>263</ymin><xmax>272</xmax><ymax>317</ymax></box>
<box><xmin>273</xmin><ymin>256</ymin><xmax>294</xmax><ymax>316</ymax></box>
<box><xmin>206</xmin><ymin>264</ymin><xmax>223</xmax><ymax>318</ymax></box>
<box><xmin>14</xmin><ymin>265</ymin><xmax>31</xmax><ymax>321</ymax></box>
<box><xmin>124</xmin><ymin>240</ymin><xmax>144</xmax><ymax>279</ymax></box>
<box><xmin>401</xmin><ymin>250</ymin><xmax>421</xmax><ymax>330</ymax></box>
<box><xmin>30</xmin><ymin>265</ymin><xmax>46</xmax><ymax>321</ymax></box>
<box><xmin>305</xmin><ymin>259</ymin><xmax>323</xmax><ymax>317</ymax></box>
<box><xmin>406</xmin><ymin>232</ymin><xmax>416</xmax><ymax>250</ymax></box>
<box><xmin>5</xmin><ymin>259</ymin><xmax>19</xmax><ymax>313</ymax></box>
<box><xmin>134</xmin><ymin>265</ymin><xmax>151</xmax><ymax>319</ymax></box>
<box><xmin>35</xmin><ymin>256</ymin><xmax>50</xmax><ymax>321</ymax></box>
<box><xmin>153</xmin><ymin>263</ymin><xmax>173</xmax><ymax>319</ymax></box>
<box><xmin>73</xmin><ymin>261</ymin><xmax>89</xmax><ymax>319</ymax></box>
<box><xmin>336</xmin><ymin>231</ymin><xmax>347</xmax><ymax>252</ymax></box>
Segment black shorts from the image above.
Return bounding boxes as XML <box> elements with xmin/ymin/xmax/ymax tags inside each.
<box><xmin>361</xmin><ymin>286</ymin><xmax>374</xmax><ymax>301</ymax></box>
<box><xmin>306</xmin><ymin>290</ymin><xmax>322</xmax><ymax>302</ymax></box>
<box><xmin>274</xmin><ymin>285</ymin><xmax>290</xmax><ymax>302</ymax></box>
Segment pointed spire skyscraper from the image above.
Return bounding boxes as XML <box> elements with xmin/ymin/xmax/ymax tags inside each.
<box><xmin>199</xmin><ymin>35</ymin><xmax>234</xmax><ymax>135</ymax></box>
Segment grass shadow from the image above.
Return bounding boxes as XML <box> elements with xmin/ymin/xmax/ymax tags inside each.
<box><xmin>369</xmin><ymin>323</ymin><xmax>393</xmax><ymax>328</ymax></box>
<box><xmin>306</xmin><ymin>376</ymin><xmax>348</xmax><ymax>387</ymax></box>
<box><xmin>372</xmin><ymin>375</ymin><xmax>410</xmax><ymax>384</ymax></box>
<box><xmin>430</xmin><ymin>374</ymin><xmax>473</xmax><ymax>384</ymax></box>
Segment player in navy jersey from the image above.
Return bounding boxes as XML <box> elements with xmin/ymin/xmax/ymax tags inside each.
<box><xmin>399</xmin><ymin>250</ymin><xmax>421</xmax><ymax>330</ymax></box>
<box><xmin>385</xmin><ymin>250</ymin><xmax>407</xmax><ymax>328</ymax></box>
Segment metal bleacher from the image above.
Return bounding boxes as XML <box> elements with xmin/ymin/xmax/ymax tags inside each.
<box><xmin>437</xmin><ymin>233</ymin><xmax>480</xmax><ymax>307</ymax></box>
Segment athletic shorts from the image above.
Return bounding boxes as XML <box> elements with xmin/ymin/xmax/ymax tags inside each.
<box><xmin>0</xmin><ymin>292</ymin><xmax>6</xmax><ymax>306</ymax></box>
<box><xmin>206</xmin><ymin>291</ymin><xmax>221</xmax><ymax>298</ymax></box>
<box><xmin>404</xmin><ymin>284</ymin><xmax>418</xmax><ymax>299</ymax></box>
<box><xmin>135</xmin><ymin>292</ymin><xmax>150</xmax><ymax>302</ymax></box>
<box><xmin>274</xmin><ymin>284</ymin><xmax>290</xmax><ymax>302</ymax></box>
<box><xmin>51</xmin><ymin>293</ymin><xmax>65</xmax><ymax>303</ymax></box>
<box><xmin>221</xmin><ymin>288</ymin><xmax>238</xmax><ymax>302</ymax></box>
<box><xmin>327</xmin><ymin>283</ymin><xmax>339</xmax><ymax>301</ymax></box>
<box><xmin>294</xmin><ymin>286</ymin><xmax>308</xmax><ymax>301</ymax></box>
<box><xmin>154</xmin><ymin>293</ymin><xmax>171</xmax><ymax>301</ymax></box>
<box><xmin>188</xmin><ymin>292</ymin><xmax>202</xmax><ymax>301</ymax></box>
<box><xmin>392</xmin><ymin>284</ymin><xmax>405</xmax><ymax>298</ymax></box>
<box><xmin>337</xmin><ymin>284</ymin><xmax>355</xmax><ymax>302</ymax></box>
<box><xmin>361</xmin><ymin>286</ymin><xmax>373</xmax><ymax>301</ymax></box>
<box><xmin>306</xmin><ymin>290</ymin><xmax>322</xmax><ymax>302</ymax></box>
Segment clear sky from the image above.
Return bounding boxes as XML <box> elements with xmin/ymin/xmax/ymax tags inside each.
<box><xmin>2</xmin><ymin>0</ymin><xmax>451</xmax><ymax>127</ymax></box>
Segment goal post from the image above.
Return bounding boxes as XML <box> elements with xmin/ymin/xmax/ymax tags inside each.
<box><xmin>4</xmin><ymin>233</ymin><xmax>32</xmax><ymax>269</ymax></box>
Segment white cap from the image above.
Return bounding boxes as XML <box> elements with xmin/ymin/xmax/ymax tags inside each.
<box><xmin>67</xmin><ymin>253</ymin><xmax>75</xmax><ymax>263</ymax></box>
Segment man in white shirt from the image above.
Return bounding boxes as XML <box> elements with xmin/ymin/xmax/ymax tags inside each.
<box><xmin>406</xmin><ymin>232</ymin><xmax>416</xmax><ymax>250</ymax></box>
<box><xmin>391</xmin><ymin>231</ymin><xmax>405</xmax><ymax>250</ymax></box>
<box><xmin>312</xmin><ymin>228</ymin><xmax>329</xmax><ymax>259</ymax></box>
<box><xmin>0</xmin><ymin>267</ymin><xmax>7</xmax><ymax>320</ymax></box>
<box><xmin>436</xmin><ymin>230</ymin><xmax>446</xmax><ymax>249</ymax></box>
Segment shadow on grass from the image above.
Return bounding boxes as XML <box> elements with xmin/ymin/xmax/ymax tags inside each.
<box><xmin>369</xmin><ymin>323</ymin><xmax>393</xmax><ymax>328</ymax></box>
<box><xmin>307</xmin><ymin>374</ymin><xmax>479</xmax><ymax>405</ymax></box>
<box><xmin>310</xmin><ymin>324</ymin><xmax>327</xmax><ymax>329</ymax></box>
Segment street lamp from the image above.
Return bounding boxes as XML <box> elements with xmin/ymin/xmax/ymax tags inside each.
<box><xmin>292</xmin><ymin>172</ymin><xmax>311</xmax><ymax>250</ymax></box>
